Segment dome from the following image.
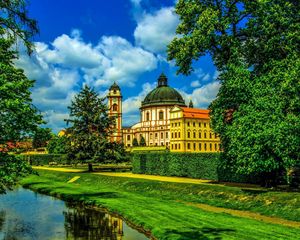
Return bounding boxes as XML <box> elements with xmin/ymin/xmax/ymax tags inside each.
<box><xmin>141</xmin><ymin>73</ymin><xmax>186</xmax><ymax>108</ymax></box>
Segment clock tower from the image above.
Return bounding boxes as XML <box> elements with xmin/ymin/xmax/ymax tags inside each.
<box><xmin>107</xmin><ymin>82</ymin><xmax>122</xmax><ymax>142</ymax></box>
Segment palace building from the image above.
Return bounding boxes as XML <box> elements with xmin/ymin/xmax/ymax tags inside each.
<box><xmin>107</xmin><ymin>73</ymin><xmax>221</xmax><ymax>153</ymax></box>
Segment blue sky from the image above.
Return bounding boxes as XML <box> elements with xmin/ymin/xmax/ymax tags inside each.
<box><xmin>16</xmin><ymin>0</ymin><xmax>219</xmax><ymax>132</ymax></box>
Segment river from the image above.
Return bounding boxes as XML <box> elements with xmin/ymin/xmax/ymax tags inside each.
<box><xmin>0</xmin><ymin>187</ymin><xmax>149</xmax><ymax>240</ymax></box>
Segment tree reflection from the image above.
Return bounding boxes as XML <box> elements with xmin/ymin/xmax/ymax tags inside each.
<box><xmin>0</xmin><ymin>210</ymin><xmax>5</xmax><ymax>232</ymax></box>
<box><xmin>64</xmin><ymin>206</ymin><xmax>124</xmax><ymax>240</ymax></box>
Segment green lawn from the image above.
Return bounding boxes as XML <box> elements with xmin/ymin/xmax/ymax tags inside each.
<box><xmin>20</xmin><ymin>170</ymin><xmax>300</xmax><ymax>240</ymax></box>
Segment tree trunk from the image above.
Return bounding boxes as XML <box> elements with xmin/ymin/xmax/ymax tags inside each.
<box><xmin>88</xmin><ymin>163</ymin><xmax>93</xmax><ymax>172</ymax></box>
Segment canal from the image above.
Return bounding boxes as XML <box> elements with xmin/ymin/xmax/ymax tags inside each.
<box><xmin>0</xmin><ymin>187</ymin><xmax>149</xmax><ymax>240</ymax></box>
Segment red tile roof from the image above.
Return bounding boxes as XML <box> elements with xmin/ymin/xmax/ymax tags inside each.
<box><xmin>181</xmin><ymin>107</ymin><xmax>210</xmax><ymax>119</ymax></box>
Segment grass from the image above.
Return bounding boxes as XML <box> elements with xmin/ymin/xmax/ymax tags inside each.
<box><xmin>20</xmin><ymin>170</ymin><xmax>300</xmax><ymax>240</ymax></box>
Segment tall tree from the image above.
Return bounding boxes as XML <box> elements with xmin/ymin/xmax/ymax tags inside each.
<box><xmin>47</xmin><ymin>135</ymin><xmax>69</xmax><ymax>154</ymax></box>
<box><xmin>32</xmin><ymin>127</ymin><xmax>52</xmax><ymax>148</ymax></box>
<box><xmin>168</xmin><ymin>0</ymin><xmax>300</xmax><ymax>185</ymax></box>
<box><xmin>0</xmin><ymin>0</ymin><xmax>42</xmax><ymax>192</ymax></box>
<box><xmin>65</xmin><ymin>85</ymin><xmax>115</xmax><ymax>171</ymax></box>
<box><xmin>132</xmin><ymin>138</ymin><xmax>139</xmax><ymax>147</ymax></box>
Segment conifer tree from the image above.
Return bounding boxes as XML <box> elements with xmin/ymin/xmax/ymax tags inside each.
<box><xmin>65</xmin><ymin>85</ymin><xmax>115</xmax><ymax>171</ymax></box>
<box><xmin>140</xmin><ymin>136</ymin><xmax>146</xmax><ymax>146</ymax></box>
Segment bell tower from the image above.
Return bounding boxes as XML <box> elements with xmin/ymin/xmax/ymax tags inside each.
<box><xmin>107</xmin><ymin>82</ymin><xmax>122</xmax><ymax>142</ymax></box>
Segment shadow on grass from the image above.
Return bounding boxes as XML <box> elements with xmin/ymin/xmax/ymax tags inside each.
<box><xmin>165</xmin><ymin>227</ymin><xmax>235</xmax><ymax>240</ymax></box>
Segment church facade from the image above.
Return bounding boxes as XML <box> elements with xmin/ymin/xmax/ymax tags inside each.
<box><xmin>107</xmin><ymin>73</ymin><xmax>220</xmax><ymax>153</ymax></box>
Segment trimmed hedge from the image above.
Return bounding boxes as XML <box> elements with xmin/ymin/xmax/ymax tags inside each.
<box><xmin>18</xmin><ymin>154</ymin><xmax>68</xmax><ymax>166</ymax></box>
<box><xmin>132</xmin><ymin>152</ymin><xmax>261</xmax><ymax>183</ymax></box>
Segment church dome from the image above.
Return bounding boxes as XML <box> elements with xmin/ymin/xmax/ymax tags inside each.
<box><xmin>141</xmin><ymin>73</ymin><xmax>186</xmax><ymax>108</ymax></box>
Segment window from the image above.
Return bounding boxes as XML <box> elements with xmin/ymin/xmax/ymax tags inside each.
<box><xmin>155</xmin><ymin>133</ymin><xmax>158</xmax><ymax>139</ymax></box>
<box><xmin>188</xmin><ymin>132</ymin><xmax>190</xmax><ymax>138</ymax></box>
<box><xmin>146</xmin><ymin>112</ymin><xmax>150</xmax><ymax>121</ymax></box>
<box><xmin>112</xmin><ymin>104</ymin><xmax>118</xmax><ymax>111</ymax></box>
<box><xmin>215</xmin><ymin>133</ymin><xmax>217</xmax><ymax>139</ymax></box>
<box><xmin>215</xmin><ymin>143</ymin><xmax>217</xmax><ymax>151</ymax></box>
<box><xmin>210</xmin><ymin>143</ymin><xmax>212</xmax><ymax>151</ymax></box>
<box><xmin>187</xmin><ymin>122</ymin><xmax>190</xmax><ymax>127</ymax></box>
<box><xmin>171</xmin><ymin>132</ymin><xmax>174</xmax><ymax>138</ymax></box>
<box><xmin>171</xmin><ymin>144</ymin><xmax>173</xmax><ymax>149</ymax></box>
<box><xmin>204</xmin><ymin>123</ymin><xmax>207</xmax><ymax>127</ymax></box>
<box><xmin>199</xmin><ymin>122</ymin><xmax>201</xmax><ymax>127</ymax></box>
<box><xmin>127</xmin><ymin>135</ymin><xmax>130</xmax><ymax>141</ymax></box>
<box><xmin>178</xmin><ymin>123</ymin><xmax>180</xmax><ymax>126</ymax></box>
<box><xmin>175</xmin><ymin>123</ymin><xmax>177</xmax><ymax>127</ymax></box>
<box><xmin>204</xmin><ymin>143</ymin><xmax>207</xmax><ymax>151</ymax></box>
<box><xmin>178</xmin><ymin>132</ymin><xmax>181</xmax><ymax>138</ymax></box>
<box><xmin>193</xmin><ymin>132</ymin><xmax>196</xmax><ymax>138</ymax></box>
<box><xmin>193</xmin><ymin>143</ymin><xmax>196</xmax><ymax>150</ymax></box>
<box><xmin>166</xmin><ymin>132</ymin><xmax>168</xmax><ymax>139</ymax></box>
<box><xmin>187</xmin><ymin>143</ymin><xmax>191</xmax><ymax>149</ymax></box>
<box><xmin>199</xmin><ymin>143</ymin><xmax>202</xmax><ymax>151</ymax></box>
<box><xmin>199</xmin><ymin>132</ymin><xmax>202</xmax><ymax>138</ymax></box>
<box><xmin>193</xmin><ymin>122</ymin><xmax>195</xmax><ymax>127</ymax></box>
<box><xmin>178</xmin><ymin>144</ymin><xmax>181</xmax><ymax>149</ymax></box>
<box><xmin>113</xmin><ymin>90</ymin><xmax>116</xmax><ymax>94</ymax></box>
<box><xmin>159</xmin><ymin>111</ymin><xmax>164</xmax><ymax>120</ymax></box>
<box><xmin>175</xmin><ymin>132</ymin><xmax>177</xmax><ymax>138</ymax></box>
<box><xmin>175</xmin><ymin>144</ymin><xmax>177</xmax><ymax>150</ymax></box>
<box><xmin>210</xmin><ymin>133</ymin><xmax>212</xmax><ymax>139</ymax></box>
<box><xmin>161</xmin><ymin>132</ymin><xmax>164</xmax><ymax>138</ymax></box>
<box><xmin>204</xmin><ymin>132</ymin><xmax>207</xmax><ymax>138</ymax></box>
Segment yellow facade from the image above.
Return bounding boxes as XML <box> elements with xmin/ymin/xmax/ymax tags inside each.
<box><xmin>170</xmin><ymin>106</ymin><xmax>221</xmax><ymax>153</ymax></box>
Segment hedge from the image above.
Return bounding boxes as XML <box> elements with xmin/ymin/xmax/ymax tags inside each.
<box><xmin>18</xmin><ymin>154</ymin><xmax>68</xmax><ymax>166</ymax></box>
<box><xmin>132</xmin><ymin>152</ymin><xmax>261</xmax><ymax>183</ymax></box>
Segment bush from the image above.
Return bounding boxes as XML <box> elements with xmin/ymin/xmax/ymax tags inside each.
<box><xmin>132</xmin><ymin>152</ymin><xmax>261</xmax><ymax>183</ymax></box>
<box><xmin>18</xmin><ymin>154</ymin><xmax>68</xmax><ymax>166</ymax></box>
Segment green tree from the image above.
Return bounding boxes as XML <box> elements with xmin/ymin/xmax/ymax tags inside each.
<box><xmin>65</xmin><ymin>85</ymin><xmax>115</xmax><ymax>171</ymax></box>
<box><xmin>32</xmin><ymin>127</ymin><xmax>52</xmax><ymax>148</ymax></box>
<box><xmin>132</xmin><ymin>138</ymin><xmax>139</xmax><ymax>147</ymax></box>
<box><xmin>47</xmin><ymin>135</ymin><xmax>69</xmax><ymax>154</ymax></box>
<box><xmin>0</xmin><ymin>0</ymin><xmax>38</xmax><ymax>53</ymax></box>
<box><xmin>168</xmin><ymin>0</ymin><xmax>300</xmax><ymax>185</ymax></box>
<box><xmin>140</xmin><ymin>136</ymin><xmax>146</xmax><ymax>146</ymax></box>
<box><xmin>0</xmin><ymin>0</ymin><xmax>42</xmax><ymax>192</ymax></box>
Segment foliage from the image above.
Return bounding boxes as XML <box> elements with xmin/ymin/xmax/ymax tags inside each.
<box><xmin>139</xmin><ymin>136</ymin><xmax>146</xmax><ymax>146</ymax></box>
<box><xmin>132</xmin><ymin>152</ymin><xmax>260</xmax><ymax>183</ymax></box>
<box><xmin>0</xmin><ymin>153</ymin><xmax>34</xmax><ymax>193</ymax></box>
<box><xmin>0</xmin><ymin>0</ymin><xmax>38</xmax><ymax>53</ymax></box>
<box><xmin>132</xmin><ymin>138</ymin><xmax>139</xmax><ymax>146</ymax></box>
<box><xmin>65</xmin><ymin>85</ymin><xmax>122</xmax><ymax>167</ymax></box>
<box><xmin>47</xmin><ymin>135</ymin><xmax>69</xmax><ymax>154</ymax></box>
<box><xmin>0</xmin><ymin>1</ymin><xmax>41</xmax><ymax>192</ymax></box>
<box><xmin>32</xmin><ymin>127</ymin><xmax>52</xmax><ymax>148</ymax></box>
<box><xmin>19</xmin><ymin>154</ymin><xmax>68</xmax><ymax>166</ymax></box>
<box><xmin>168</xmin><ymin>0</ymin><xmax>300</xmax><ymax>184</ymax></box>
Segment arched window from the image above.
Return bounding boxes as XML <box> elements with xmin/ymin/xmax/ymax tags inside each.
<box><xmin>159</xmin><ymin>111</ymin><xmax>164</xmax><ymax>120</ymax></box>
<box><xmin>112</xmin><ymin>104</ymin><xmax>118</xmax><ymax>111</ymax></box>
<box><xmin>146</xmin><ymin>112</ymin><xmax>150</xmax><ymax>121</ymax></box>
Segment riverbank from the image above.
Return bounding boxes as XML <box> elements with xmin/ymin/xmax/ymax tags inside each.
<box><xmin>21</xmin><ymin>170</ymin><xmax>300</xmax><ymax>240</ymax></box>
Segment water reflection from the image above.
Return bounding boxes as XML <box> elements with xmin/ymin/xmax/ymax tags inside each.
<box><xmin>0</xmin><ymin>188</ymin><xmax>148</xmax><ymax>240</ymax></box>
<box><xmin>64</xmin><ymin>206</ymin><xmax>124</xmax><ymax>240</ymax></box>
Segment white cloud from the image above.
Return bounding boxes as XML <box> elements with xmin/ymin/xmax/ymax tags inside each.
<box><xmin>122</xmin><ymin>82</ymin><xmax>156</xmax><ymax>114</ymax></box>
<box><xmin>179</xmin><ymin>81</ymin><xmax>220</xmax><ymax>109</ymax></box>
<box><xmin>134</xmin><ymin>7</ymin><xmax>179</xmax><ymax>54</ymax></box>
<box><xmin>94</xmin><ymin>36</ymin><xmax>157</xmax><ymax>87</ymax></box>
<box><xmin>191</xmin><ymin>80</ymin><xmax>201</xmax><ymax>88</ymax></box>
<box><xmin>14</xmin><ymin>30</ymin><xmax>159</xmax><ymax>132</ymax></box>
<box><xmin>202</xmin><ymin>73</ymin><xmax>211</xmax><ymax>81</ymax></box>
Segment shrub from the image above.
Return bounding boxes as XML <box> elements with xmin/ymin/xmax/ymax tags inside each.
<box><xmin>18</xmin><ymin>154</ymin><xmax>68</xmax><ymax>166</ymax></box>
<box><xmin>132</xmin><ymin>152</ymin><xmax>262</xmax><ymax>183</ymax></box>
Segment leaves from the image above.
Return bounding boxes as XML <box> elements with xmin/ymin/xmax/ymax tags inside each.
<box><xmin>168</xmin><ymin>0</ymin><xmax>300</xmax><ymax>181</ymax></box>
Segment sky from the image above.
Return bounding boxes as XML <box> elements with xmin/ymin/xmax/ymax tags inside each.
<box><xmin>15</xmin><ymin>0</ymin><xmax>219</xmax><ymax>132</ymax></box>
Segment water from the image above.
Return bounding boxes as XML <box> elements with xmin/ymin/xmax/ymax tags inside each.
<box><xmin>0</xmin><ymin>188</ymin><xmax>149</xmax><ymax>240</ymax></box>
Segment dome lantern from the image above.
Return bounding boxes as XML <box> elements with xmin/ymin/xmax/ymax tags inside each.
<box><xmin>157</xmin><ymin>73</ymin><xmax>168</xmax><ymax>87</ymax></box>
